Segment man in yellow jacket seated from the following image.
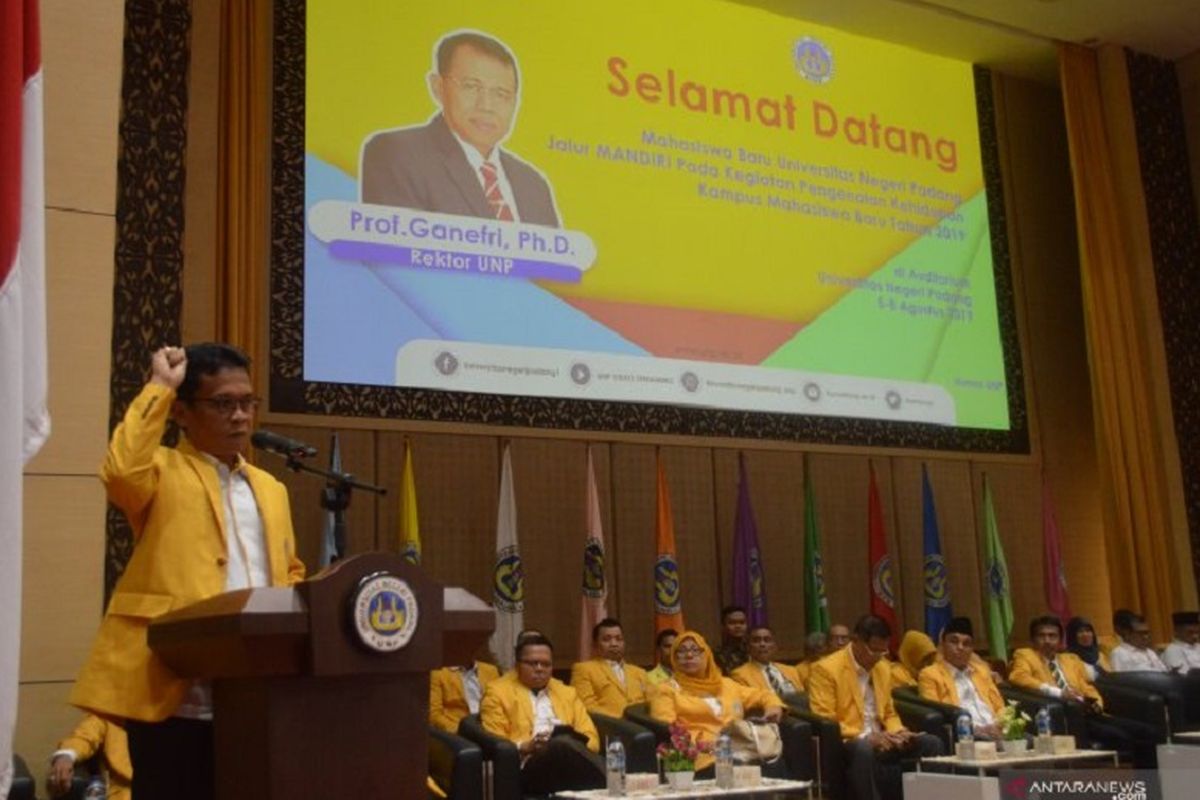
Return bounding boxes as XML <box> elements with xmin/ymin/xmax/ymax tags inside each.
<box><xmin>46</xmin><ymin>715</ymin><xmax>131</xmax><ymax>800</ymax></box>
<box><xmin>808</xmin><ymin>614</ymin><xmax>943</xmax><ymax>800</ymax></box>
<box><xmin>430</xmin><ymin>659</ymin><xmax>501</xmax><ymax>733</ymax></box>
<box><xmin>732</xmin><ymin>625</ymin><xmax>804</xmax><ymax>698</ymax></box>
<box><xmin>481</xmin><ymin>634</ymin><xmax>605</xmax><ymax>795</ymax></box>
<box><xmin>1009</xmin><ymin>615</ymin><xmax>1157</xmax><ymax>768</ymax></box>
<box><xmin>570</xmin><ymin>617</ymin><xmax>649</xmax><ymax>717</ymax></box>
<box><xmin>917</xmin><ymin>617</ymin><xmax>1004</xmax><ymax>739</ymax></box>
<box><xmin>649</xmin><ymin>631</ymin><xmax>784</xmax><ymax>773</ymax></box>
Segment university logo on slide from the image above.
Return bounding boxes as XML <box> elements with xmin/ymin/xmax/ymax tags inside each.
<box><xmin>351</xmin><ymin>572</ymin><xmax>419</xmax><ymax>653</ymax></box>
<box><xmin>582</xmin><ymin>538</ymin><xmax>606</xmax><ymax>598</ymax></box>
<box><xmin>924</xmin><ymin>554</ymin><xmax>951</xmax><ymax>607</ymax></box>
<box><xmin>872</xmin><ymin>555</ymin><xmax>896</xmax><ymax>608</ymax></box>
<box><xmin>655</xmin><ymin>555</ymin><xmax>682</xmax><ymax>615</ymax></box>
<box><xmin>793</xmin><ymin>37</ymin><xmax>834</xmax><ymax>84</ymax></box>
<box><xmin>493</xmin><ymin>545</ymin><xmax>525</xmax><ymax>612</ymax></box>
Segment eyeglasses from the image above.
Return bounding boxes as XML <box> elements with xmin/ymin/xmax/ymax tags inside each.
<box><xmin>444</xmin><ymin>75</ymin><xmax>516</xmax><ymax>104</ymax></box>
<box><xmin>191</xmin><ymin>395</ymin><xmax>261</xmax><ymax>416</ymax></box>
<box><xmin>519</xmin><ymin>659</ymin><xmax>552</xmax><ymax>669</ymax></box>
<box><xmin>675</xmin><ymin>647</ymin><xmax>703</xmax><ymax>658</ymax></box>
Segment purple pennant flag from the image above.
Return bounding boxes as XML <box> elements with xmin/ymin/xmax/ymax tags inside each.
<box><xmin>732</xmin><ymin>453</ymin><xmax>768</xmax><ymax>628</ymax></box>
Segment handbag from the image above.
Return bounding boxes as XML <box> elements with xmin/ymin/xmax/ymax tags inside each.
<box><xmin>721</xmin><ymin>719</ymin><xmax>783</xmax><ymax>764</ymax></box>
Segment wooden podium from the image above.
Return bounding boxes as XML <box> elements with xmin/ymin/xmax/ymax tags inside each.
<box><xmin>147</xmin><ymin>553</ymin><xmax>494</xmax><ymax>799</ymax></box>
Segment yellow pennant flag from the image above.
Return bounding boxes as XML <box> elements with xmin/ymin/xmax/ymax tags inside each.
<box><xmin>400</xmin><ymin>444</ymin><xmax>421</xmax><ymax>564</ymax></box>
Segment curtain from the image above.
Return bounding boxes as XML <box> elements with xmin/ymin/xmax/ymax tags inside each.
<box><xmin>1058</xmin><ymin>42</ymin><xmax>1192</xmax><ymax>636</ymax></box>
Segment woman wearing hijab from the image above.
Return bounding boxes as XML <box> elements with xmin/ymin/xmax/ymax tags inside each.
<box><xmin>1066</xmin><ymin>617</ymin><xmax>1110</xmax><ymax>680</ymax></box>
<box><xmin>890</xmin><ymin>630</ymin><xmax>937</xmax><ymax>688</ymax></box>
<box><xmin>649</xmin><ymin>631</ymin><xmax>785</xmax><ymax>772</ymax></box>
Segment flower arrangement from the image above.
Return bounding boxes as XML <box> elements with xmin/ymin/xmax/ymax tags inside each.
<box><xmin>656</xmin><ymin>721</ymin><xmax>713</xmax><ymax>773</ymax></box>
<box><xmin>996</xmin><ymin>700</ymin><xmax>1032</xmax><ymax>741</ymax></box>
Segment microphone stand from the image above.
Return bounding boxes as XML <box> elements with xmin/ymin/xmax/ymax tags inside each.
<box><xmin>261</xmin><ymin>449</ymin><xmax>387</xmax><ymax>563</ymax></box>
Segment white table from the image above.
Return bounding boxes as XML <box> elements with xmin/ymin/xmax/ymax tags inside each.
<box><xmin>1158</xmin><ymin>743</ymin><xmax>1200</xmax><ymax>800</ymax></box>
<box><xmin>917</xmin><ymin>748</ymin><xmax>1119</xmax><ymax>777</ymax></box>
<box><xmin>1171</xmin><ymin>731</ymin><xmax>1200</xmax><ymax>743</ymax></box>
<box><xmin>553</xmin><ymin>777</ymin><xmax>813</xmax><ymax>798</ymax></box>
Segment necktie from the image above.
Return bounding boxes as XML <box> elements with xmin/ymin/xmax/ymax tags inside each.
<box><xmin>479</xmin><ymin>162</ymin><xmax>515</xmax><ymax>221</ymax></box>
<box><xmin>1048</xmin><ymin>659</ymin><xmax>1070</xmax><ymax>691</ymax></box>
<box><xmin>766</xmin><ymin>664</ymin><xmax>793</xmax><ymax>697</ymax></box>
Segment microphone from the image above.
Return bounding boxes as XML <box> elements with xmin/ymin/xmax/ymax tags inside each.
<box><xmin>250</xmin><ymin>430</ymin><xmax>318</xmax><ymax>459</ymax></box>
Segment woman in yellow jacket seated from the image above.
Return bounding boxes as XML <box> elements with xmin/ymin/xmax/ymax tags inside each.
<box><xmin>649</xmin><ymin>631</ymin><xmax>784</xmax><ymax>772</ymax></box>
<box><xmin>890</xmin><ymin>630</ymin><xmax>937</xmax><ymax>688</ymax></box>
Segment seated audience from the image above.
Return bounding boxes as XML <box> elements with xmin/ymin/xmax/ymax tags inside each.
<box><xmin>46</xmin><ymin>715</ymin><xmax>131</xmax><ymax>800</ymax></box>
<box><xmin>649</xmin><ymin>631</ymin><xmax>784</xmax><ymax>773</ymax></box>
<box><xmin>714</xmin><ymin>605</ymin><xmax>750</xmax><ymax>675</ymax></box>
<box><xmin>890</xmin><ymin>630</ymin><xmax>936</xmax><ymax>688</ymax></box>
<box><xmin>732</xmin><ymin>625</ymin><xmax>804</xmax><ymax>697</ymax></box>
<box><xmin>917</xmin><ymin>617</ymin><xmax>1003</xmax><ymax>739</ymax></box>
<box><xmin>828</xmin><ymin>623</ymin><xmax>852</xmax><ymax>651</ymax></box>
<box><xmin>570</xmin><ymin>618</ymin><xmax>648</xmax><ymax>716</ymax></box>
<box><xmin>1066</xmin><ymin>617</ymin><xmax>1111</xmax><ymax>680</ymax></box>
<box><xmin>794</xmin><ymin>631</ymin><xmax>828</xmax><ymax>690</ymax></box>
<box><xmin>1009</xmin><ymin>615</ymin><xmax>1157</xmax><ymax>767</ymax></box>
<box><xmin>1109</xmin><ymin>613</ymin><xmax>1168</xmax><ymax>672</ymax></box>
<box><xmin>480</xmin><ymin>634</ymin><xmax>604</xmax><ymax>795</ymax></box>
<box><xmin>1161</xmin><ymin>611</ymin><xmax>1200</xmax><ymax>674</ymax></box>
<box><xmin>646</xmin><ymin>628</ymin><xmax>677</xmax><ymax>686</ymax></box>
<box><xmin>808</xmin><ymin>614</ymin><xmax>943</xmax><ymax>800</ymax></box>
<box><xmin>430</xmin><ymin>657</ymin><xmax>500</xmax><ymax>733</ymax></box>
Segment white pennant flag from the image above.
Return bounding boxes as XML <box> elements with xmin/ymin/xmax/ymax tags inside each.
<box><xmin>489</xmin><ymin>444</ymin><xmax>524</xmax><ymax>671</ymax></box>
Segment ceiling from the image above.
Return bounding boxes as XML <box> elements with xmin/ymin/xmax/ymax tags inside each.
<box><xmin>739</xmin><ymin>0</ymin><xmax>1200</xmax><ymax>83</ymax></box>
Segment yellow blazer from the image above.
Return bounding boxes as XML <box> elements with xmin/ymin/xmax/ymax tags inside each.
<box><xmin>58</xmin><ymin>715</ymin><xmax>131</xmax><ymax>800</ymax></box>
<box><xmin>430</xmin><ymin>662</ymin><xmax>501</xmax><ymax>733</ymax></box>
<box><xmin>649</xmin><ymin>677</ymin><xmax>781</xmax><ymax>770</ymax></box>
<box><xmin>731</xmin><ymin>661</ymin><xmax>803</xmax><ymax>696</ymax></box>
<box><xmin>918</xmin><ymin>656</ymin><xmax>1004</xmax><ymax>715</ymax></box>
<box><xmin>1008</xmin><ymin>648</ymin><xmax>1103</xmax><ymax>707</ymax></box>
<box><xmin>71</xmin><ymin>383</ymin><xmax>306</xmax><ymax>722</ymax></box>
<box><xmin>890</xmin><ymin>660</ymin><xmax>918</xmax><ymax>688</ymax></box>
<box><xmin>808</xmin><ymin>646</ymin><xmax>904</xmax><ymax>739</ymax></box>
<box><xmin>794</xmin><ymin>661</ymin><xmax>813</xmax><ymax>692</ymax></box>
<box><xmin>570</xmin><ymin>659</ymin><xmax>649</xmax><ymax>717</ymax></box>
<box><xmin>481</xmin><ymin>673</ymin><xmax>600</xmax><ymax>753</ymax></box>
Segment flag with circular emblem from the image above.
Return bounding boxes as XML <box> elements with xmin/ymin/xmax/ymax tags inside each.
<box><xmin>867</xmin><ymin>463</ymin><xmax>898</xmax><ymax>650</ymax></box>
<box><xmin>982</xmin><ymin>474</ymin><xmax>1013</xmax><ymax>660</ymax></box>
<box><xmin>922</xmin><ymin>464</ymin><xmax>953</xmax><ymax>640</ymax></box>
<box><xmin>489</xmin><ymin>444</ymin><xmax>524</xmax><ymax>671</ymax></box>
<box><xmin>398</xmin><ymin>443</ymin><xmax>421</xmax><ymax>564</ymax></box>
<box><xmin>578</xmin><ymin>446</ymin><xmax>608</xmax><ymax>659</ymax></box>
<box><xmin>654</xmin><ymin>453</ymin><xmax>685</xmax><ymax>636</ymax></box>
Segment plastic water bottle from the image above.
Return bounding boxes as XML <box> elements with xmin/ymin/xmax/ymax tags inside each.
<box><xmin>83</xmin><ymin>777</ymin><xmax>106</xmax><ymax>800</ymax></box>
<box><xmin>606</xmin><ymin>738</ymin><xmax>626</xmax><ymax>796</ymax></box>
<box><xmin>715</xmin><ymin>731</ymin><xmax>734</xmax><ymax>789</ymax></box>
<box><xmin>1036</xmin><ymin>707</ymin><xmax>1052</xmax><ymax>737</ymax></box>
<box><xmin>956</xmin><ymin>713</ymin><xmax>974</xmax><ymax>742</ymax></box>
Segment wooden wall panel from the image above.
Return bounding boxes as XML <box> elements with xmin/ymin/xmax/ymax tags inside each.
<box><xmin>808</xmin><ymin>454</ymin><xmax>872</xmax><ymax>629</ymax></box>
<box><xmin>41</xmin><ymin>0</ymin><xmax>124</xmax><ymax>214</ymax></box>
<box><xmin>13</xmin><ymin>683</ymin><xmax>80</xmax><ymax>778</ymax></box>
<box><xmin>20</xmin><ymin>477</ymin><xmax>107</xmax><ymax>681</ymax></box>
<box><xmin>609</xmin><ymin>444</ymin><xmax>659</xmax><ymax>664</ymax></box>
<box><xmin>24</xmin><ymin>211</ymin><xmax>115</xmax><ymax>476</ymax></box>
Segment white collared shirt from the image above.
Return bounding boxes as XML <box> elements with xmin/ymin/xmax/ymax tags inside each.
<box><xmin>607</xmin><ymin>659</ymin><xmax>626</xmax><ymax>687</ymax></box>
<box><xmin>455</xmin><ymin>664</ymin><xmax>483</xmax><ymax>714</ymax></box>
<box><xmin>1110</xmin><ymin>642</ymin><xmax>1169</xmax><ymax>672</ymax></box>
<box><xmin>851</xmin><ymin>650</ymin><xmax>880</xmax><ymax>737</ymax></box>
<box><xmin>449</xmin><ymin>130</ymin><xmax>521</xmax><ymax>221</ymax></box>
<box><xmin>1162</xmin><ymin>640</ymin><xmax>1200</xmax><ymax>673</ymax></box>
<box><xmin>176</xmin><ymin>453</ymin><xmax>270</xmax><ymax>720</ymax></box>
<box><xmin>530</xmin><ymin>687</ymin><xmax>559</xmax><ymax>736</ymax></box>
<box><xmin>951</xmin><ymin>664</ymin><xmax>995</xmax><ymax>727</ymax></box>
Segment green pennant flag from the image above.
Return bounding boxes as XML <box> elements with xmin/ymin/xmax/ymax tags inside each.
<box><xmin>982</xmin><ymin>475</ymin><xmax>1014</xmax><ymax>660</ymax></box>
<box><xmin>804</xmin><ymin>466</ymin><xmax>830</xmax><ymax>634</ymax></box>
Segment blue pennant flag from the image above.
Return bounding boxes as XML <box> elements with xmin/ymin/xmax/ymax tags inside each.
<box><xmin>922</xmin><ymin>465</ymin><xmax>953</xmax><ymax>640</ymax></box>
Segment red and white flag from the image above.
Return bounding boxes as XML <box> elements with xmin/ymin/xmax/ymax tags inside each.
<box><xmin>578</xmin><ymin>446</ymin><xmax>608</xmax><ymax>660</ymax></box>
<box><xmin>1042</xmin><ymin>477</ymin><xmax>1071</xmax><ymax>622</ymax></box>
<box><xmin>1</xmin><ymin>0</ymin><xmax>50</xmax><ymax>791</ymax></box>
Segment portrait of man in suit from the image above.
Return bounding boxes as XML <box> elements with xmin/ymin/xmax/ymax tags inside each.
<box><xmin>359</xmin><ymin>30</ymin><xmax>560</xmax><ymax>226</ymax></box>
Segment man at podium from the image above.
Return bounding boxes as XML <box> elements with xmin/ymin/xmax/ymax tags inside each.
<box><xmin>70</xmin><ymin>344</ymin><xmax>307</xmax><ymax>800</ymax></box>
